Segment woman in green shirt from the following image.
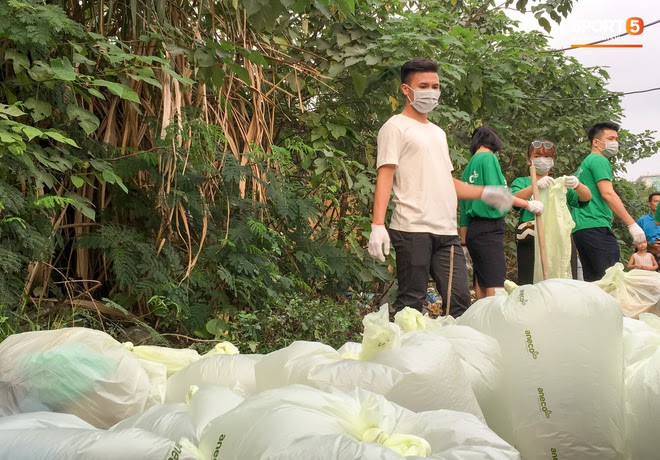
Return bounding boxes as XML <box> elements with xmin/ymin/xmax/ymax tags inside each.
<box><xmin>510</xmin><ymin>140</ymin><xmax>591</xmax><ymax>284</ymax></box>
<box><xmin>459</xmin><ymin>126</ymin><xmax>543</xmax><ymax>299</ymax></box>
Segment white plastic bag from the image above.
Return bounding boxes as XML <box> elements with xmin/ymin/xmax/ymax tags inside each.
<box><xmin>0</xmin><ymin>327</ymin><xmax>163</xmax><ymax>428</ymax></box>
<box><xmin>165</xmin><ymin>353</ymin><xmax>263</xmax><ymax>402</ymax></box>
<box><xmin>198</xmin><ymin>384</ymin><xmax>519</xmax><ymax>459</ymax></box>
<box><xmin>0</xmin><ymin>411</ymin><xmax>94</xmax><ymax>430</ymax></box>
<box><xmin>255</xmin><ymin>334</ymin><xmax>484</xmax><ymax>420</ymax></box>
<box><xmin>623</xmin><ymin>314</ymin><xmax>660</xmax><ymax>459</ymax></box>
<box><xmin>533</xmin><ymin>177</ymin><xmax>574</xmax><ymax>283</ymax></box>
<box><xmin>111</xmin><ymin>384</ymin><xmax>244</xmax><ymax>444</ymax></box>
<box><xmin>0</xmin><ymin>427</ymin><xmax>200</xmax><ymax>460</ymax></box>
<box><xmin>459</xmin><ymin>279</ymin><xmax>624</xmax><ymax>459</ymax></box>
<box><xmin>394</xmin><ymin>307</ymin><xmax>503</xmax><ymax>403</ymax></box>
<box><xmin>596</xmin><ymin>263</ymin><xmax>660</xmax><ymax>317</ymax></box>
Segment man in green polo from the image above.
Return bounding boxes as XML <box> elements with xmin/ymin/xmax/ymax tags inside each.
<box><xmin>571</xmin><ymin>122</ymin><xmax>646</xmax><ymax>281</ymax></box>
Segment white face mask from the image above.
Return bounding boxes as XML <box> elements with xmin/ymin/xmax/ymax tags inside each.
<box><xmin>531</xmin><ymin>157</ymin><xmax>554</xmax><ymax>174</ymax></box>
<box><xmin>599</xmin><ymin>140</ymin><xmax>619</xmax><ymax>158</ymax></box>
<box><xmin>404</xmin><ymin>85</ymin><xmax>440</xmax><ymax>114</ymax></box>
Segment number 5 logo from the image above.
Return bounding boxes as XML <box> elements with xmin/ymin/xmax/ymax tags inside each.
<box><xmin>626</xmin><ymin>17</ymin><xmax>644</xmax><ymax>35</ymax></box>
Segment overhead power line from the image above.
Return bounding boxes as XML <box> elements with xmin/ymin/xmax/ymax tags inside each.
<box><xmin>519</xmin><ymin>86</ymin><xmax>660</xmax><ymax>101</ymax></box>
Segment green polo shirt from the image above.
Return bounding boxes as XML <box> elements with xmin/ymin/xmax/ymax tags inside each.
<box><xmin>655</xmin><ymin>205</ymin><xmax>660</xmax><ymax>223</ymax></box>
<box><xmin>510</xmin><ymin>176</ymin><xmax>580</xmax><ymax>223</ymax></box>
<box><xmin>459</xmin><ymin>151</ymin><xmax>507</xmax><ymax>226</ymax></box>
<box><xmin>571</xmin><ymin>153</ymin><xmax>613</xmax><ymax>232</ymax></box>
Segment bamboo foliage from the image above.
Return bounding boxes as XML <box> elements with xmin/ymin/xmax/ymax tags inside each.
<box><xmin>40</xmin><ymin>0</ymin><xmax>328</xmax><ymax>304</ymax></box>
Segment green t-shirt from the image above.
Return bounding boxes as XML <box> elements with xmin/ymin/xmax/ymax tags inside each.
<box><xmin>571</xmin><ymin>153</ymin><xmax>613</xmax><ymax>232</ymax></box>
<box><xmin>459</xmin><ymin>151</ymin><xmax>507</xmax><ymax>226</ymax></box>
<box><xmin>510</xmin><ymin>176</ymin><xmax>579</xmax><ymax>223</ymax></box>
<box><xmin>655</xmin><ymin>205</ymin><xmax>660</xmax><ymax>223</ymax></box>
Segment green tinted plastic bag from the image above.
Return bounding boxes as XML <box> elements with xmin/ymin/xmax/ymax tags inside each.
<box><xmin>534</xmin><ymin>177</ymin><xmax>574</xmax><ymax>283</ymax></box>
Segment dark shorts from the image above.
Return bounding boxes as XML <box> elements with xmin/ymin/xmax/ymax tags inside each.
<box><xmin>572</xmin><ymin>227</ymin><xmax>620</xmax><ymax>282</ymax></box>
<box><xmin>517</xmin><ymin>235</ymin><xmax>579</xmax><ymax>284</ymax></box>
<box><xmin>516</xmin><ymin>237</ymin><xmax>535</xmax><ymax>285</ymax></box>
<box><xmin>466</xmin><ymin>217</ymin><xmax>506</xmax><ymax>288</ymax></box>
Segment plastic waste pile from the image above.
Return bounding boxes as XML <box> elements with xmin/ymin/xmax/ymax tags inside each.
<box><xmin>0</xmin><ymin>277</ymin><xmax>659</xmax><ymax>459</ymax></box>
<box><xmin>595</xmin><ymin>262</ymin><xmax>660</xmax><ymax>318</ymax></box>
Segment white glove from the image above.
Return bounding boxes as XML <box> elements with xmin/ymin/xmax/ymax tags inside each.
<box><xmin>564</xmin><ymin>175</ymin><xmax>580</xmax><ymax>189</ymax></box>
<box><xmin>461</xmin><ymin>244</ymin><xmax>472</xmax><ymax>271</ymax></box>
<box><xmin>628</xmin><ymin>223</ymin><xmax>646</xmax><ymax>245</ymax></box>
<box><xmin>368</xmin><ymin>224</ymin><xmax>390</xmax><ymax>262</ymax></box>
<box><xmin>481</xmin><ymin>186</ymin><xmax>513</xmax><ymax>213</ymax></box>
<box><xmin>526</xmin><ymin>200</ymin><xmax>544</xmax><ymax>215</ymax></box>
<box><xmin>537</xmin><ymin>176</ymin><xmax>555</xmax><ymax>189</ymax></box>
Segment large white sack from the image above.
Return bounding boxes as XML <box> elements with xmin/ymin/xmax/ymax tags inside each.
<box><xmin>395</xmin><ymin>307</ymin><xmax>504</xmax><ymax>436</ymax></box>
<box><xmin>0</xmin><ymin>427</ymin><xmax>200</xmax><ymax>460</ymax></box>
<box><xmin>198</xmin><ymin>384</ymin><xmax>519</xmax><ymax>459</ymax></box>
<box><xmin>622</xmin><ymin>316</ymin><xmax>658</xmax><ymax>367</ymax></box>
<box><xmin>460</xmin><ymin>279</ymin><xmax>624</xmax><ymax>459</ymax></box>
<box><xmin>111</xmin><ymin>384</ymin><xmax>244</xmax><ymax>444</ymax></box>
<box><xmin>395</xmin><ymin>308</ymin><xmax>503</xmax><ymax>404</ymax></box>
<box><xmin>595</xmin><ymin>263</ymin><xmax>660</xmax><ymax>318</ymax></box>
<box><xmin>623</xmin><ymin>314</ymin><xmax>660</xmax><ymax>459</ymax></box>
<box><xmin>165</xmin><ymin>353</ymin><xmax>263</xmax><ymax>402</ymax></box>
<box><xmin>366</xmin><ymin>331</ymin><xmax>484</xmax><ymax>419</ymax></box>
<box><xmin>255</xmin><ymin>341</ymin><xmax>405</xmax><ymax>397</ymax></box>
<box><xmin>254</xmin><ymin>336</ymin><xmax>484</xmax><ymax>420</ymax></box>
<box><xmin>0</xmin><ymin>327</ymin><xmax>164</xmax><ymax>428</ymax></box>
<box><xmin>0</xmin><ymin>411</ymin><xmax>94</xmax><ymax>430</ymax></box>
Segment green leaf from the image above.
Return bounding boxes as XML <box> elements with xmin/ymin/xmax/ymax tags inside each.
<box><xmin>72</xmin><ymin>53</ymin><xmax>96</xmax><ymax>66</ymax></box>
<box><xmin>160</xmin><ymin>64</ymin><xmax>195</xmax><ymax>85</ymax></box>
<box><xmin>332</xmin><ymin>0</ymin><xmax>354</xmax><ymax>16</ymax></box>
<box><xmin>49</xmin><ymin>57</ymin><xmax>76</xmax><ymax>81</ymax></box>
<box><xmin>44</xmin><ymin>131</ymin><xmax>79</xmax><ymax>147</ymax></box>
<box><xmin>5</xmin><ymin>50</ymin><xmax>30</xmax><ymax>74</ymax></box>
<box><xmin>92</xmin><ymin>79</ymin><xmax>140</xmax><ymax>103</ymax></box>
<box><xmin>537</xmin><ymin>17</ymin><xmax>551</xmax><ymax>33</ymax></box>
<box><xmin>20</xmin><ymin>126</ymin><xmax>43</xmax><ymax>141</ymax></box>
<box><xmin>71</xmin><ymin>175</ymin><xmax>85</xmax><ymax>188</ymax></box>
<box><xmin>350</xmin><ymin>70</ymin><xmax>366</xmax><ymax>96</ymax></box>
<box><xmin>0</xmin><ymin>104</ymin><xmax>26</xmax><ymax>118</ymax></box>
<box><xmin>27</xmin><ymin>62</ymin><xmax>54</xmax><ymax>82</ymax></box>
<box><xmin>193</xmin><ymin>49</ymin><xmax>216</xmax><ymax>68</ymax></box>
<box><xmin>25</xmin><ymin>98</ymin><xmax>52</xmax><ymax>122</ymax></box>
<box><xmin>67</xmin><ymin>104</ymin><xmax>100</xmax><ymax>135</ymax></box>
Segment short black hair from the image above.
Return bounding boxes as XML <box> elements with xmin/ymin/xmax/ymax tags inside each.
<box><xmin>649</xmin><ymin>192</ymin><xmax>660</xmax><ymax>202</ymax></box>
<box><xmin>469</xmin><ymin>126</ymin><xmax>502</xmax><ymax>155</ymax></box>
<box><xmin>587</xmin><ymin>122</ymin><xmax>620</xmax><ymax>143</ymax></box>
<box><xmin>400</xmin><ymin>58</ymin><xmax>438</xmax><ymax>84</ymax></box>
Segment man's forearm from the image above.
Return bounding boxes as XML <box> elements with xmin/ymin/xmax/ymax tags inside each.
<box><xmin>602</xmin><ymin>191</ymin><xmax>635</xmax><ymax>226</ymax></box>
<box><xmin>372</xmin><ymin>165</ymin><xmax>395</xmax><ymax>224</ymax></box>
<box><xmin>453</xmin><ymin>178</ymin><xmax>483</xmax><ymax>200</ymax></box>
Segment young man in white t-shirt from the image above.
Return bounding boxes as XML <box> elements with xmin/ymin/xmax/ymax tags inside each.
<box><xmin>367</xmin><ymin>57</ymin><xmax>514</xmax><ymax>317</ymax></box>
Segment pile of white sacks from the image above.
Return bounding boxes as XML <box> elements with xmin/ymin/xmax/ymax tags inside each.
<box><xmin>0</xmin><ymin>277</ymin><xmax>659</xmax><ymax>459</ymax></box>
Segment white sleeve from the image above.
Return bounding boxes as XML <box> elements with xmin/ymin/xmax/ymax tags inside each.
<box><xmin>376</xmin><ymin>121</ymin><xmax>402</xmax><ymax>169</ymax></box>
